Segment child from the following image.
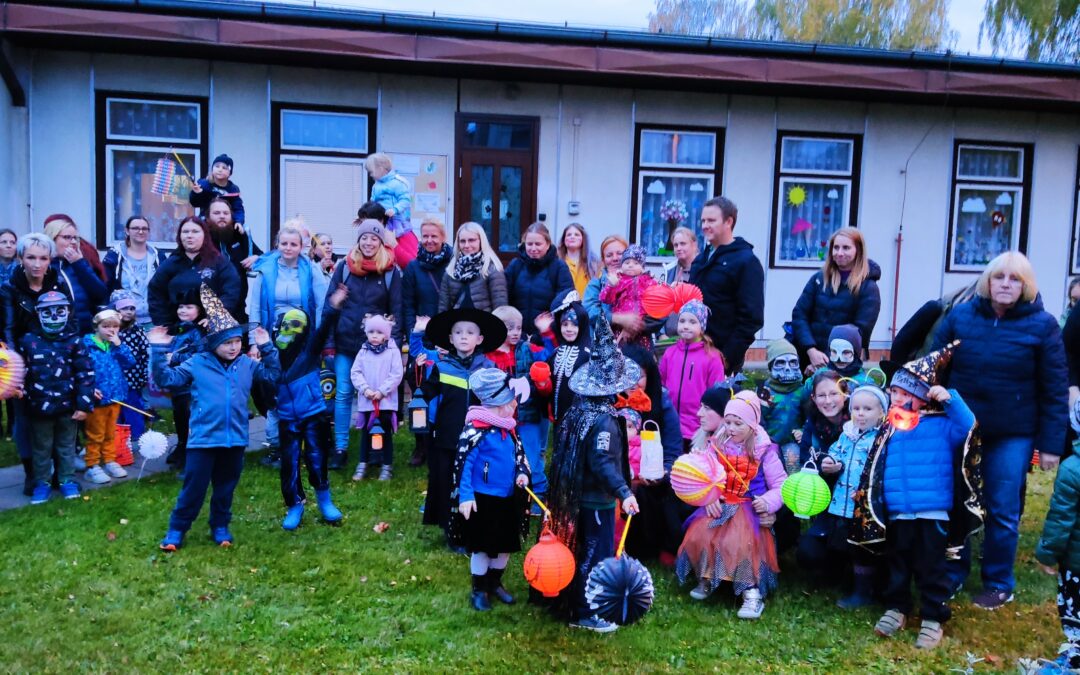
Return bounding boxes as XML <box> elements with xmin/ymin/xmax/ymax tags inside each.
<box><xmin>598</xmin><ymin>244</ymin><xmax>657</xmax><ymax>348</ymax></box>
<box><xmin>796</xmin><ymin>384</ymin><xmax>888</xmax><ymax>608</ymax></box>
<box><xmin>417</xmin><ymin>308</ymin><xmax>504</xmax><ymax>547</ymax></box>
<box><xmin>189</xmin><ymin>154</ymin><xmax>245</xmax><ymax>226</ymax></box>
<box><xmin>535</xmin><ymin>290</ymin><xmax>591</xmax><ymax>431</ymax></box>
<box><xmin>486</xmin><ymin>305</ymin><xmax>555</xmax><ymax>501</ymax></box>
<box><xmin>616</xmin><ymin>408</ymin><xmax>643</xmax><ymax>479</ymax></box>
<box><xmin>277</xmin><ymin>288</ymin><xmax>347</xmax><ymax>530</ymax></box>
<box><xmin>152</xmin><ymin>284</ymin><xmax>280</xmax><ymax>551</ymax></box>
<box><xmin>852</xmin><ymin>343</ymin><xmax>980</xmax><ymax>650</ymax></box>
<box><xmin>759</xmin><ymin>339</ymin><xmax>807</xmax><ymax>473</ymax></box>
<box><xmin>23</xmin><ymin>292</ymin><xmax>95</xmax><ymax>504</ymax></box>
<box><xmin>677</xmin><ymin>390</ymin><xmax>786</xmax><ymax>620</ymax></box>
<box><xmin>365</xmin><ymin>152</ymin><xmax>416</xmax><ymax>269</ymax></box>
<box><xmin>349</xmin><ymin>314</ymin><xmax>404</xmax><ymax>482</ymax></box>
<box><xmin>450</xmin><ymin>368</ymin><xmax>530</xmax><ymax>611</ymax></box>
<box><xmin>804</xmin><ymin>324</ymin><xmax>870</xmax><ymax>385</ymax></box>
<box><xmin>110</xmin><ymin>290</ymin><xmax>151</xmax><ymax>439</ymax></box>
<box><xmin>1036</xmin><ymin>450</ymin><xmax>1080</xmax><ymax>671</ymax></box>
<box><xmin>82</xmin><ymin>309</ymin><xmax>137</xmax><ymax>483</ymax></box>
<box><xmin>163</xmin><ymin>291</ymin><xmax>206</xmax><ymax>475</ymax></box>
<box><xmin>659</xmin><ymin>300</ymin><xmax>726</xmax><ymax>451</ymax></box>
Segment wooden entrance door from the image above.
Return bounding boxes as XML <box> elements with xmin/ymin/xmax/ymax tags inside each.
<box><xmin>455</xmin><ymin>114</ymin><xmax>539</xmax><ymax>262</ymax></box>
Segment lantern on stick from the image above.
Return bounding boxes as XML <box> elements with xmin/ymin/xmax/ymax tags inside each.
<box><xmin>781</xmin><ymin>459</ymin><xmax>831</xmax><ymax>519</ymax></box>
<box><xmin>585</xmin><ymin>514</ymin><xmax>654</xmax><ymax>625</ymax></box>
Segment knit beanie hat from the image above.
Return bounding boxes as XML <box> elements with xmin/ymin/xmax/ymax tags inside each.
<box><xmin>851</xmin><ymin>384</ymin><xmax>889</xmax><ymax>413</ymax></box>
<box><xmin>724</xmin><ymin>390</ymin><xmax>762</xmax><ymax>428</ymax></box>
<box><xmin>828</xmin><ymin>324</ymin><xmax>862</xmax><ymax>360</ymax></box>
<box><xmin>469</xmin><ymin>368</ymin><xmax>516</xmax><ymax>407</ymax></box>
<box><xmin>364</xmin><ymin>314</ymin><xmax>392</xmax><ymax>337</ymax></box>
<box><xmin>109</xmin><ymin>289</ymin><xmax>137</xmax><ymax>311</ymax></box>
<box><xmin>766</xmin><ymin>338</ymin><xmax>798</xmax><ymax>366</ymax></box>
<box><xmin>614</xmin><ymin>407</ymin><xmax>643</xmax><ymax>431</ymax></box>
<box><xmin>700</xmin><ymin>385</ymin><xmax>733</xmax><ymax>414</ymax></box>
<box><xmin>679</xmin><ymin>300</ymin><xmax>709</xmax><ymax>327</ymax></box>
<box><xmin>355</xmin><ymin>219</ymin><xmax>389</xmax><ymax>246</ymax></box>
<box><xmin>621</xmin><ymin>245</ymin><xmax>647</xmax><ymax>265</ymax></box>
<box><xmin>212</xmin><ymin>154</ymin><xmax>234</xmax><ymax>171</ymax></box>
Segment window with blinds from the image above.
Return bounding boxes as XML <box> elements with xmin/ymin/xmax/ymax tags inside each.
<box><xmin>281</xmin><ymin>156</ymin><xmax>366</xmax><ymax>253</ymax></box>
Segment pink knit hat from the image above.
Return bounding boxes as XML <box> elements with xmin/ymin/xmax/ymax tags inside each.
<box><xmin>724</xmin><ymin>390</ymin><xmax>762</xmax><ymax>428</ymax></box>
<box><xmin>364</xmin><ymin>314</ymin><xmax>392</xmax><ymax>336</ymax></box>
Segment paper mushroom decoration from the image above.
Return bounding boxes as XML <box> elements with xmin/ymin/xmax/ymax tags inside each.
<box><xmin>137</xmin><ymin>430</ymin><xmax>169</xmax><ymax>461</ymax></box>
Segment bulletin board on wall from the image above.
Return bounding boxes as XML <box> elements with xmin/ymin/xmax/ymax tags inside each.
<box><xmin>387</xmin><ymin>153</ymin><xmax>449</xmax><ymax>232</ymax></box>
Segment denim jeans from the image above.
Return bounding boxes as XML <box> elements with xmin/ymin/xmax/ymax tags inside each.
<box><xmin>333</xmin><ymin>352</ymin><xmax>357</xmax><ymax>451</ymax></box>
<box><xmin>946</xmin><ymin>435</ymin><xmax>1033</xmax><ymax>594</ymax></box>
<box><xmin>168</xmin><ymin>447</ymin><xmax>246</xmax><ymax>533</ymax></box>
<box><xmin>30</xmin><ymin>415</ymin><xmax>77</xmax><ymax>485</ymax></box>
<box><xmin>517</xmin><ymin>419</ymin><xmax>549</xmax><ymax>496</ymax></box>
<box><xmin>265</xmin><ymin>408</ymin><xmax>280</xmax><ymax>448</ymax></box>
<box><xmin>280</xmin><ymin>415</ymin><xmax>330</xmax><ymax>506</ymax></box>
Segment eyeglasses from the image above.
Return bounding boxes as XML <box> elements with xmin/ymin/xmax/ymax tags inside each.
<box><xmin>128</xmin><ymin>226</ymin><xmax>150</xmax><ymax>232</ymax></box>
<box><xmin>58</xmin><ymin>234</ymin><xmax>78</xmax><ymax>241</ymax></box>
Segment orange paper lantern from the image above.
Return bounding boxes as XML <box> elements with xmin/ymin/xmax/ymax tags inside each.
<box><xmin>523</xmin><ymin>525</ymin><xmax>576</xmax><ymax>597</ymax></box>
<box><xmin>671</xmin><ymin>282</ymin><xmax>704</xmax><ymax>309</ymax></box>
<box><xmin>114</xmin><ymin>424</ymin><xmax>134</xmax><ymax>466</ymax></box>
<box><xmin>642</xmin><ymin>284</ymin><xmax>677</xmax><ymax>319</ymax></box>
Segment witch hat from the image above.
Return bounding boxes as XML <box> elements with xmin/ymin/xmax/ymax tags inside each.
<box><xmin>889</xmin><ymin>340</ymin><xmax>959</xmax><ymax>401</ymax></box>
<box><xmin>200</xmin><ymin>283</ymin><xmax>256</xmax><ymax>350</ymax></box>
<box><xmin>569</xmin><ymin>316</ymin><xmax>641</xmax><ymax>397</ymax></box>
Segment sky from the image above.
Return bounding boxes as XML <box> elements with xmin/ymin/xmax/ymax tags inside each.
<box><xmin>293</xmin><ymin>0</ymin><xmax>993</xmax><ymax>56</ymax></box>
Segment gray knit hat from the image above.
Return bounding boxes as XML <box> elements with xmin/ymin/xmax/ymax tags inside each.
<box><xmin>469</xmin><ymin>368</ymin><xmax>516</xmax><ymax>407</ymax></box>
<box><xmin>355</xmin><ymin>218</ymin><xmax>389</xmax><ymax>245</ymax></box>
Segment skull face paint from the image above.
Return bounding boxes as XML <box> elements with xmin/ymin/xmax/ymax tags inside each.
<box><xmin>275</xmin><ymin>309</ymin><xmax>308</xmax><ymax>350</ymax></box>
<box><xmin>830</xmin><ymin>338</ymin><xmax>855</xmax><ymax>367</ymax></box>
<box><xmin>37</xmin><ymin>305</ymin><xmax>70</xmax><ymax>337</ymax></box>
<box><xmin>770</xmin><ymin>353</ymin><xmax>801</xmax><ymax>384</ymax></box>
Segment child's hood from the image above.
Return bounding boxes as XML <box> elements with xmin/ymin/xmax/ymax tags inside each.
<box><xmin>842</xmin><ymin>419</ymin><xmax>880</xmax><ymax>442</ymax></box>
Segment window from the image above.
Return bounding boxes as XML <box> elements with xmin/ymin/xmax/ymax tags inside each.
<box><xmin>271</xmin><ymin>103</ymin><xmax>377</xmax><ymax>251</ymax></box>
<box><xmin>947</xmin><ymin>141</ymin><xmax>1033</xmax><ymax>272</ymax></box>
<box><xmin>771</xmin><ymin>132</ymin><xmax>862</xmax><ymax>268</ymax></box>
<box><xmin>1072</xmin><ymin>148</ymin><xmax>1080</xmax><ymax>275</ymax></box>
<box><xmin>95</xmin><ymin>93</ymin><xmax>208</xmax><ymax>246</ymax></box>
<box><xmin>631</xmin><ymin>126</ymin><xmax>724</xmax><ymax>255</ymax></box>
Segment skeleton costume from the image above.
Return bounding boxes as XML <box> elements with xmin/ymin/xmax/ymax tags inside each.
<box><xmin>547</xmin><ymin>290</ymin><xmax>591</xmax><ymax>428</ymax></box>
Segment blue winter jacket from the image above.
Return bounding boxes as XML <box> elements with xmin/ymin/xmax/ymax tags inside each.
<box><xmin>883</xmin><ymin>391</ymin><xmax>975</xmax><ymax>515</ymax></box>
<box><xmin>417</xmin><ymin>352</ymin><xmax>495</xmax><ymax>450</ymax></box>
<box><xmin>371</xmin><ymin>170</ymin><xmax>412</xmax><ymax>220</ymax></box>
<box><xmin>51</xmin><ymin>258</ymin><xmax>109</xmax><ymax>335</ymax></box>
<box><xmin>82</xmin><ymin>336</ymin><xmax>136</xmax><ymax>403</ymax></box>
<box><xmin>932</xmin><ymin>295</ymin><xmax>1068</xmax><ymax>454</ymax></box>
<box><xmin>165</xmin><ymin>322</ymin><xmax>205</xmax><ymax>396</ymax></box>
<box><xmin>790</xmin><ymin>261</ymin><xmax>882</xmax><ymax>356</ymax></box>
<box><xmin>275</xmin><ymin>307</ymin><xmax>336</xmax><ymax>423</ymax></box>
<box><xmin>249</xmin><ymin>251</ymin><xmax>326</xmax><ymax>333</ymax></box>
<box><xmin>582</xmin><ymin>273</ymin><xmax>612</xmax><ymax>324</ymax></box>
<box><xmin>825</xmin><ymin>422</ymin><xmax>878</xmax><ymax>519</ymax></box>
<box><xmin>504</xmin><ymin>246</ymin><xmax>574</xmax><ymax>332</ymax></box>
<box><xmin>458</xmin><ymin>426</ymin><xmax>529</xmax><ymax>502</ymax></box>
<box><xmin>151</xmin><ymin>341</ymin><xmax>281</xmax><ymax>449</ymax></box>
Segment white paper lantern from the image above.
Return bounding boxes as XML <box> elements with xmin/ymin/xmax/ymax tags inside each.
<box><xmin>138</xmin><ymin>430</ymin><xmax>169</xmax><ymax>460</ymax></box>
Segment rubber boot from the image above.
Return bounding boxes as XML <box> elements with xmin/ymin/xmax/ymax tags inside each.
<box><xmin>471</xmin><ymin>574</ymin><xmax>491</xmax><ymax>611</ymax></box>
<box><xmin>837</xmin><ymin>566</ymin><xmax>876</xmax><ymax>609</ymax></box>
<box><xmin>327</xmin><ymin>449</ymin><xmax>346</xmax><ymax>471</ymax></box>
<box><xmin>21</xmin><ymin>457</ymin><xmax>34</xmax><ymax>497</ymax></box>
<box><xmin>282</xmin><ymin>503</ymin><xmax>304</xmax><ymax>531</ymax></box>
<box><xmin>315</xmin><ymin>489</ymin><xmax>343</xmax><ymax>524</ymax></box>
<box><xmin>487</xmin><ymin>567</ymin><xmax>515</xmax><ymax>605</ymax></box>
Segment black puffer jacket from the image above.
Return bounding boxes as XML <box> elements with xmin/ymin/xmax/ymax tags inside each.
<box><xmin>402</xmin><ymin>245</ymin><xmax>451</xmax><ymax>337</ymax></box>
<box><xmin>688</xmin><ymin>237</ymin><xmax>765</xmax><ymax>373</ymax></box>
<box><xmin>505</xmin><ymin>246</ymin><xmax>573</xmax><ymax>331</ymax></box>
<box><xmin>580</xmin><ymin>412</ymin><xmax>633</xmax><ymax>509</ymax></box>
<box><xmin>790</xmin><ymin>260</ymin><xmax>882</xmax><ymax>356</ymax></box>
<box><xmin>322</xmin><ymin>259</ymin><xmax>402</xmax><ymax>358</ymax></box>
<box><xmin>147</xmin><ymin>251</ymin><xmax>241</xmax><ymax>326</ymax></box>
<box><xmin>1</xmin><ymin>266</ymin><xmax>74</xmax><ymax>347</ymax></box>
<box><xmin>933</xmin><ymin>295</ymin><xmax>1068</xmax><ymax>454</ymax></box>
<box><xmin>19</xmin><ymin>326</ymin><xmax>95</xmax><ymax>417</ymax></box>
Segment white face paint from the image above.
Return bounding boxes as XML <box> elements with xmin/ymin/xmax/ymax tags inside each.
<box><xmin>830</xmin><ymin>338</ymin><xmax>855</xmax><ymax>366</ymax></box>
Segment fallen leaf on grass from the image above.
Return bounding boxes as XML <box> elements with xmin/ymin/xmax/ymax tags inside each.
<box><xmin>390</xmin><ymin>580</ymin><xmax>397</xmax><ymax>586</ymax></box>
<box><xmin>119</xmin><ymin>518</ymin><xmax>129</xmax><ymax>525</ymax></box>
<box><xmin>360</xmin><ymin>576</ymin><xmax>368</xmax><ymax>583</ymax></box>
<box><xmin>106</xmin><ymin>531</ymin><xmax>117</xmax><ymax>541</ymax></box>
<box><xmin>249</xmin><ymin>568</ymin><xmax>259</xmax><ymax>574</ymax></box>
<box><xmin>373</xmin><ymin>522</ymin><xmax>390</xmax><ymax>533</ymax></box>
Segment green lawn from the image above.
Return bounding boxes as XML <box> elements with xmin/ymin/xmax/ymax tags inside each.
<box><xmin>0</xmin><ymin>428</ymin><xmax>1063</xmax><ymax>672</ymax></box>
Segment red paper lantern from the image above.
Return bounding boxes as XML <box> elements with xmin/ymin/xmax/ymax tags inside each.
<box><xmin>114</xmin><ymin>424</ymin><xmax>134</xmax><ymax>466</ymax></box>
<box><xmin>671</xmin><ymin>282</ymin><xmax>703</xmax><ymax>309</ymax></box>
<box><xmin>642</xmin><ymin>284</ymin><xmax>677</xmax><ymax>319</ymax></box>
<box><xmin>523</xmin><ymin>525</ymin><xmax>576</xmax><ymax>597</ymax></box>
<box><xmin>887</xmin><ymin>405</ymin><xmax>920</xmax><ymax>431</ymax></box>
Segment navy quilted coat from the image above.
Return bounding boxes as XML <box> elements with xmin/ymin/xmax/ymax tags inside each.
<box><xmin>790</xmin><ymin>260</ymin><xmax>881</xmax><ymax>355</ymax></box>
<box><xmin>505</xmin><ymin>246</ymin><xmax>574</xmax><ymax>332</ymax></box>
<box><xmin>932</xmin><ymin>295</ymin><xmax>1068</xmax><ymax>454</ymax></box>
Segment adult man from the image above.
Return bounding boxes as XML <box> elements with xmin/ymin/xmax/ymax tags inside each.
<box><xmin>688</xmin><ymin>196</ymin><xmax>764</xmax><ymax>374</ymax></box>
<box><xmin>205</xmin><ymin>197</ymin><xmax>262</xmax><ymax>321</ymax></box>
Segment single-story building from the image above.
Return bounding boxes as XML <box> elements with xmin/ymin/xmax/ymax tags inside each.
<box><xmin>3</xmin><ymin>0</ymin><xmax>1080</xmax><ymax>354</ymax></box>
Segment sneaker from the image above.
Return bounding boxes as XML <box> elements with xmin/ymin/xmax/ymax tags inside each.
<box><xmin>59</xmin><ymin>481</ymin><xmax>81</xmax><ymax>500</ymax></box>
<box><xmin>104</xmin><ymin>462</ymin><xmax>128</xmax><ymax>478</ymax></box>
<box><xmin>569</xmin><ymin>615</ymin><xmax>618</xmax><ymax>633</ymax></box>
<box><xmin>211</xmin><ymin>527</ymin><xmax>234</xmax><ymax>547</ymax></box>
<box><xmin>915</xmin><ymin>619</ymin><xmax>943</xmax><ymax>649</ymax></box>
<box><xmin>85</xmin><ymin>465</ymin><xmax>111</xmax><ymax>484</ymax></box>
<box><xmin>874</xmin><ymin>609</ymin><xmax>906</xmax><ymax>637</ymax></box>
<box><xmin>737</xmin><ymin>588</ymin><xmax>764</xmax><ymax>619</ymax></box>
<box><xmin>378</xmin><ymin>465</ymin><xmax>392</xmax><ymax>481</ymax></box>
<box><xmin>972</xmin><ymin>588</ymin><xmax>1014</xmax><ymax>610</ymax></box>
<box><xmin>159</xmin><ymin>529</ymin><xmax>184</xmax><ymax>551</ymax></box>
<box><xmin>689</xmin><ymin>578</ymin><xmax>714</xmax><ymax>601</ymax></box>
<box><xmin>352</xmin><ymin>462</ymin><xmax>367</xmax><ymax>481</ymax></box>
<box><xmin>30</xmin><ymin>482</ymin><xmax>51</xmax><ymax>505</ymax></box>
<box><xmin>260</xmin><ymin>448</ymin><xmax>281</xmax><ymax>469</ymax></box>
<box><xmin>73</xmin><ymin>455</ymin><xmax>87</xmax><ymax>471</ymax></box>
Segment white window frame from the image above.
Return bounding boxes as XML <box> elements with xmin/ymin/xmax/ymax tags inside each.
<box><xmin>639</xmin><ymin>130</ymin><xmax>717</xmax><ymax>170</ymax></box>
<box><xmin>104</xmin><ymin>96</ymin><xmax>201</xmax><ymax>144</ymax></box>
<box><xmin>780</xmin><ymin>136</ymin><xmax>855</xmax><ymax>177</ymax></box>
<box><xmin>948</xmin><ymin>182</ymin><xmax>1025</xmax><ymax>273</ymax></box>
<box><xmin>955</xmin><ymin>144</ymin><xmax>1025</xmax><ymax>183</ymax></box>
<box><xmin>280</xmin><ymin>109</ymin><xmax>370</xmax><ymax>154</ymax></box>
<box><xmin>103</xmin><ymin>143</ymin><xmax>201</xmax><ymax>248</ymax></box>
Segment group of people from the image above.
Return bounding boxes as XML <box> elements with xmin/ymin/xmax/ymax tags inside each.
<box><xmin>3</xmin><ymin>171</ymin><xmax>1078</xmax><ymax>668</ymax></box>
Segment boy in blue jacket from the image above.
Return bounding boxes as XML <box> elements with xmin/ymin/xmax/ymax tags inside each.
<box><xmin>151</xmin><ymin>285</ymin><xmax>280</xmax><ymax>550</ymax></box>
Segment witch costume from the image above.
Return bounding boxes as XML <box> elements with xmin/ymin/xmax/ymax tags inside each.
<box><xmin>546</xmin><ymin>317</ymin><xmax>639</xmax><ymax>631</ymax></box>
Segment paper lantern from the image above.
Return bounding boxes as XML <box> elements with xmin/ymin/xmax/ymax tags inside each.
<box><xmin>642</xmin><ymin>284</ymin><xmax>677</xmax><ymax>319</ymax></box>
<box><xmin>781</xmin><ymin>463</ymin><xmax>831</xmax><ymax>519</ymax></box>
<box><xmin>586</xmin><ymin>555</ymin><xmax>654</xmax><ymax>625</ymax></box>
<box><xmin>137</xmin><ymin>430</ymin><xmax>169</xmax><ymax>460</ymax></box>
<box><xmin>0</xmin><ymin>344</ymin><xmax>25</xmax><ymax>401</ymax></box>
<box><xmin>670</xmin><ymin>452</ymin><xmax>726</xmax><ymax>507</ymax></box>
<box><xmin>114</xmin><ymin>424</ymin><xmax>134</xmax><ymax>466</ymax></box>
<box><xmin>523</xmin><ymin>526</ymin><xmax>576</xmax><ymax>597</ymax></box>
<box><xmin>887</xmin><ymin>405</ymin><xmax>920</xmax><ymax>431</ymax></box>
<box><xmin>671</xmin><ymin>282</ymin><xmax>703</xmax><ymax>309</ymax></box>
<box><xmin>408</xmin><ymin>395</ymin><xmax>429</xmax><ymax>434</ymax></box>
<box><xmin>638</xmin><ymin>420</ymin><xmax>665</xmax><ymax>480</ymax></box>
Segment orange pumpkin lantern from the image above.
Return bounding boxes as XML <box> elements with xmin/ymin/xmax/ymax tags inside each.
<box><xmin>642</xmin><ymin>284</ymin><xmax>677</xmax><ymax>319</ymax></box>
<box><xmin>523</xmin><ymin>525</ymin><xmax>576</xmax><ymax>597</ymax></box>
<box><xmin>671</xmin><ymin>282</ymin><xmax>703</xmax><ymax>309</ymax></box>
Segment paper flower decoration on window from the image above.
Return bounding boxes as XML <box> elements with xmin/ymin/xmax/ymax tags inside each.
<box><xmin>787</xmin><ymin>185</ymin><xmax>807</xmax><ymax>206</ymax></box>
<box><xmin>660</xmin><ymin>199</ymin><xmax>689</xmax><ymax>225</ymax></box>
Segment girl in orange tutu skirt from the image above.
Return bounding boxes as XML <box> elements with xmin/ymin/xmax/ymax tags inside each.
<box><xmin>676</xmin><ymin>389</ymin><xmax>787</xmax><ymax>619</ymax></box>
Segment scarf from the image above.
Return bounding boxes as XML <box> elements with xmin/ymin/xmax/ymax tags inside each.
<box><xmin>465</xmin><ymin>405</ymin><xmax>517</xmax><ymax>431</ymax></box>
<box><xmin>346</xmin><ymin>249</ymin><xmax>391</xmax><ymax>277</ymax></box>
<box><xmin>362</xmin><ymin>340</ymin><xmax>389</xmax><ymax>355</ymax></box>
<box><xmin>417</xmin><ymin>243</ymin><xmax>451</xmax><ymax>269</ymax></box>
<box><xmin>453</xmin><ymin>252</ymin><xmax>483</xmax><ymax>283</ymax></box>
<box><xmin>765</xmin><ymin>376</ymin><xmax>802</xmax><ymax>394</ymax></box>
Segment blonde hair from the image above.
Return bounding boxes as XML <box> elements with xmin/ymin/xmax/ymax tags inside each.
<box><xmin>977</xmin><ymin>251</ymin><xmax>1038</xmax><ymax>303</ymax></box>
<box><xmin>348</xmin><ymin>235</ymin><xmax>395</xmax><ymax>273</ymax></box>
<box><xmin>364</xmin><ymin>153</ymin><xmax>393</xmax><ymax>174</ymax></box>
<box><xmin>93</xmin><ymin>309</ymin><xmax>122</xmax><ymax>327</ymax></box>
<box><xmin>448</xmin><ymin>222</ymin><xmax>503</xmax><ymax>278</ymax></box>
<box><xmin>420</xmin><ymin>217</ymin><xmax>447</xmax><ymax>240</ymax></box>
<box><xmin>310</xmin><ymin>232</ymin><xmax>333</xmax><ymax>261</ymax></box>
<box><xmin>823</xmin><ymin>227</ymin><xmax>870</xmax><ymax>295</ymax></box>
<box><xmin>276</xmin><ymin>224</ymin><xmax>305</xmax><ymax>248</ymax></box>
<box><xmin>671</xmin><ymin>226</ymin><xmax>698</xmax><ymax>253</ymax></box>
<box><xmin>492</xmin><ymin>305</ymin><xmax>522</xmax><ymax>325</ymax></box>
<box><xmin>43</xmin><ymin>219</ymin><xmax>75</xmax><ymax>242</ymax></box>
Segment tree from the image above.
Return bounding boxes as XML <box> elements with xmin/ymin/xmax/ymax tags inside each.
<box><xmin>981</xmin><ymin>0</ymin><xmax>1080</xmax><ymax>61</ymax></box>
<box><xmin>648</xmin><ymin>0</ymin><xmax>956</xmax><ymax>51</ymax></box>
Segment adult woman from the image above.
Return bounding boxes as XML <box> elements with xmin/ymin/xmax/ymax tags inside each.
<box><xmin>932</xmin><ymin>251</ymin><xmax>1067</xmax><ymax>610</ymax></box>
<box><xmin>1</xmin><ymin>233</ymin><xmax>75</xmax><ymax>494</ymax></box>
<box><xmin>583</xmin><ymin>235</ymin><xmax>627</xmax><ymax>323</ymax></box>
<box><xmin>505</xmin><ymin>222</ymin><xmax>573</xmax><ymax>333</ymax></box>
<box><xmin>0</xmin><ymin>228</ymin><xmax>18</xmax><ymax>289</ymax></box>
<box><xmin>403</xmin><ymin>218</ymin><xmax>451</xmax><ymax>337</ymax></box>
<box><xmin>43</xmin><ymin>215</ymin><xmax>109</xmax><ymax>335</ymax></box>
<box><xmin>147</xmin><ymin>217</ymin><xmax>240</xmax><ymax>327</ymax></box>
<box><xmin>323</xmin><ymin>219</ymin><xmax>402</xmax><ymax>468</ymax></box>
<box><xmin>666</xmin><ymin>226</ymin><xmax>699</xmax><ymax>285</ymax></box>
<box><xmin>557</xmin><ymin>222</ymin><xmax>600</xmax><ymax>298</ymax></box>
<box><xmin>103</xmin><ymin>215</ymin><xmax>168</xmax><ymax>327</ymax></box>
<box><xmin>310</xmin><ymin>233</ymin><xmax>338</xmax><ymax>280</ymax></box>
<box><xmin>437</xmin><ymin>222</ymin><xmax>507</xmax><ymax>314</ymax></box>
<box><xmin>790</xmin><ymin>227</ymin><xmax>881</xmax><ymax>370</ymax></box>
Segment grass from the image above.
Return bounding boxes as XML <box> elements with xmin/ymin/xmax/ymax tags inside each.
<box><xmin>0</xmin><ymin>425</ymin><xmax>1063</xmax><ymax>673</ymax></box>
